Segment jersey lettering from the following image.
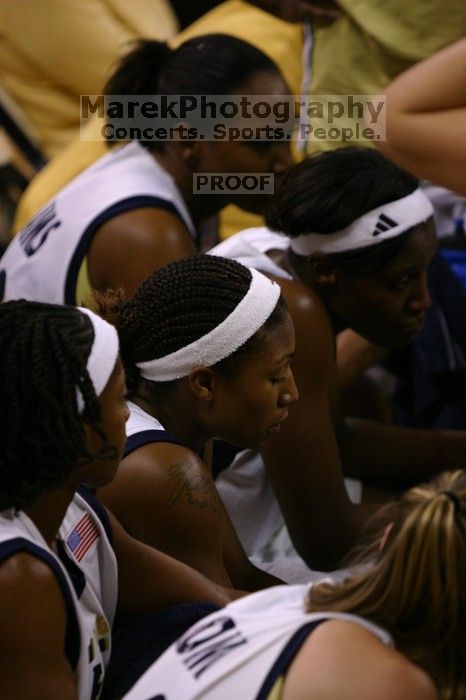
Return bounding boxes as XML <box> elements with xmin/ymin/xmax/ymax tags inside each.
<box><xmin>176</xmin><ymin>616</ymin><xmax>247</xmax><ymax>679</ymax></box>
<box><xmin>19</xmin><ymin>202</ymin><xmax>61</xmax><ymax>256</ymax></box>
<box><xmin>88</xmin><ymin>616</ymin><xmax>110</xmax><ymax>699</ymax></box>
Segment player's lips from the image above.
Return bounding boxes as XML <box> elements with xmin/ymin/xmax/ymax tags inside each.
<box><xmin>266</xmin><ymin>413</ymin><xmax>289</xmax><ymax>437</ymax></box>
<box><xmin>401</xmin><ymin>314</ymin><xmax>426</xmax><ymax>333</ymax></box>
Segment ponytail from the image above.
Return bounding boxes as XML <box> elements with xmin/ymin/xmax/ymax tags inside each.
<box><xmin>307</xmin><ymin>470</ymin><xmax>466</xmax><ymax>698</ymax></box>
<box><xmin>105</xmin><ymin>40</ymin><xmax>172</xmax><ymax>96</ymax></box>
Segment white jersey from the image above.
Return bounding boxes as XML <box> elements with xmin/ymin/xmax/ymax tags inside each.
<box><xmin>0</xmin><ymin>489</ymin><xmax>118</xmax><ymax>700</ymax></box>
<box><xmin>0</xmin><ymin>141</ymin><xmax>196</xmax><ymax>305</ymax></box>
<box><xmin>123</xmin><ymin>584</ymin><xmax>393</xmax><ymax>700</ymax></box>
<box><xmin>210</xmin><ymin>226</ymin><xmax>291</xmax><ymax>281</ymax></box>
<box><xmin>124</xmin><ymin>401</ymin><xmax>182</xmax><ymax>457</ymax></box>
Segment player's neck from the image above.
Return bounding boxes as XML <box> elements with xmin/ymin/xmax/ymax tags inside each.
<box><xmin>23</xmin><ymin>487</ymin><xmax>75</xmax><ymax>547</ymax></box>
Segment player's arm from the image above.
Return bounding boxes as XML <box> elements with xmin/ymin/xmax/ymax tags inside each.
<box><xmin>99</xmin><ymin>442</ymin><xmax>281</xmax><ymax>590</ymax></box>
<box><xmin>338</xmin><ymin>416</ymin><xmax>466</xmax><ymax>486</ymax></box>
<box><xmin>260</xmin><ymin>277</ymin><xmax>369</xmax><ymax>570</ymax></box>
<box><xmin>336</xmin><ymin>329</ymin><xmax>389</xmax><ymax>391</ymax></box>
<box><xmin>88</xmin><ymin>207</ymin><xmax>197</xmax><ymax>300</ymax></box>
<box><xmin>0</xmin><ymin>553</ymin><xmax>77</xmax><ymax>700</ymax></box>
<box><xmin>219</xmin><ymin>499</ymin><xmax>284</xmax><ymax>590</ymax></box>
<box><xmin>108</xmin><ymin>509</ymin><xmax>236</xmax><ymax>620</ymax></box>
<box><xmin>98</xmin><ymin>442</ymin><xmax>235</xmax><ymax>587</ymax></box>
<box><xmin>375</xmin><ymin>37</ymin><xmax>466</xmax><ymax>196</ymax></box>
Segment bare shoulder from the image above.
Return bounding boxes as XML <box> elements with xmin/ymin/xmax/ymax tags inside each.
<box><xmin>0</xmin><ymin>551</ymin><xmax>68</xmax><ymax>635</ymax></box>
<box><xmin>95</xmin><ymin>206</ymin><xmax>192</xmax><ymax>247</ymax></box>
<box><xmin>0</xmin><ymin>550</ymin><xmax>64</xmax><ymax>601</ymax></box>
<box><xmin>282</xmin><ymin>619</ymin><xmax>438</xmax><ymax>700</ymax></box>
<box><xmin>88</xmin><ymin>206</ymin><xmax>196</xmax><ymax>296</ymax></box>
<box><xmin>0</xmin><ymin>552</ymin><xmax>68</xmax><ymax>654</ymax></box>
<box><xmin>274</xmin><ymin>275</ymin><xmax>334</xmax><ymax>355</ymax></box>
<box><xmin>120</xmin><ymin>440</ymin><xmax>198</xmax><ymax>475</ymax></box>
<box><xmin>102</xmin><ymin>443</ymin><xmax>230</xmax><ymax>584</ymax></box>
<box><xmin>269</xmin><ymin>275</ymin><xmax>336</xmax><ymax>405</ymax></box>
<box><xmin>274</xmin><ymin>274</ymin><xmax>331</xmax><ymax>327</ymax></box>
<box><xmin>98</xmin><ymin>442</ymin><xmax>221</xmax><ymax>546</ymax></box>
<box><xmin>0</xmin><ymin>552</ymin><xmax>78</xmax><ymax>698</ymax></box>
<box><xmin>124</xmin><ymin>441</ymin><xmax>220</xmax><ymax>511</ymax></box>
<box><xmin>99</xmin><ymin>441</ymin><xmax>217</xmax><ymax>511</ymax></box>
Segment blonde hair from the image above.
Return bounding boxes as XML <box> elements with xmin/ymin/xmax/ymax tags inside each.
<box><xmin>307</xmin><ymin>470</ymin><xmax>466</xmax><ymax>699</ymax></box>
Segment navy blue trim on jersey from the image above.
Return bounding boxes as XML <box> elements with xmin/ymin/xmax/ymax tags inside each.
<box><xmin>211</xmin><ymin>440</ymin><xmax>244</xmax><ymax>479</ymax></box>
<box><xmin>56</xmin><ymin>538</ymin><xmax>87</xmax><ymax>599</ymax></box>
<box><xmin>0</xmin><ymin>537</ymin><xmax>81</xmax><ymax>669</ymax></box>
<box><xmin>124</xmin><ymin>430</ymin><xmax>182</xmax><ymax>457</ymax></box>
<box><xmin>64</xmin><ymin>195</ymin><xmax>185</xmax><ymax>305</ymax></box>
<box><xmin>255</xmin><ymin>619</ymin><xmax>326</xmax><ymax>700</ymax></box>
<box><xmin>77</xmin><ymin>486</ymin><xmax>113</xmax><ymax>546</ymax></box>
<box><xmin>0</xmin><ymin>268</ymin><xmax>6</xmax><ymax>299</ymax></box>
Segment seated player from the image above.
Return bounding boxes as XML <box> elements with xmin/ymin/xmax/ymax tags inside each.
<box><xmin>123</xmin><ymin>470</ymin><xmax>464</xmax><ymax>700</ymax></box>
<box><xmin>0</xmin><ymin>300</ymin><xmax>235</xmax><ymax>699</ymax></box>
<box><xmin>97</xmin><ymin>255</ymin><xmax>298</xmax><ymax>590</ymax></box>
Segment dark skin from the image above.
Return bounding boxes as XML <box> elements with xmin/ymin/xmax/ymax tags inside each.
<box><xmin>0</xmin><ymin>361</ymin><xmax>233</xmax><ymax>700</ymax></box>
<box><xmin>98</xmin><ymin>315</ymin><xmax>298</xmax><ymax>590</ymax></box>
<box><xmin>258</xmin><ymin>222</ymin><xmax>466</xmax><ymax>569</ymax></box>
<box><xmin>99</xmin><ymin>443</ymin><xmax>279</xmax><ymax>590</ymax></box>
<box><xmin>87</xmin><ymin>70</ymin><xmax>293</xmax><ymax>301</ymax></box>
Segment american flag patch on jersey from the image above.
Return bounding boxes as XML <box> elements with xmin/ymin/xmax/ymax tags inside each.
<box><xmin>66</xmin><ymin>513</ymin><xmax>100</xmax><ymax>561</ymax></box>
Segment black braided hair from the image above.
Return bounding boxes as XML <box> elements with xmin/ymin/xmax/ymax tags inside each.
<box><xmin>97</xmin><ymin>255</ymin><xmax>286</xmax><ymax>392</ymax></box>
<box><xmin>0</xmin><ymin>300</ymin><xmax>111</xmax><ymax>510</ymax></box>
<box><xmin>266</xmin><ymin>147</ymin><xmax>424</xmax><ymax>274</ymax></box>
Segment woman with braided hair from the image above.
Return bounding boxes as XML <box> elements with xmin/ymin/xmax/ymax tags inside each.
<box><xmin>0</xmin><ymin>299</ymin><xmax>237</xmax><ymax>700</ymax></box>
<box><xmin>124</xmin><ymin>469</ymin><xmax>465</xmax><ymax>700</ymax></box>
<box><xmin>96</xmin><ymin>254</ymin><xmax>298</xmax><ymax>594</ymax></box>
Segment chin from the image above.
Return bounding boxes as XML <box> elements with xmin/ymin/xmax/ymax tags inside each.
<box><xmin>357</xmin><ymin>325</ymin><xmax>410</xmax><ymax>351</ymax></box>
<box><xmin>378</xmin><ymin>332</ymin><xmax>416</xmax><ymax>352</ymax></box>
<box><xmin>222</xmin><ymin>433</ymin><xmax>252</xmax><ymax>450</ymax></box>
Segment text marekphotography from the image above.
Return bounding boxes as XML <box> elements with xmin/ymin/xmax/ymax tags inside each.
<box><xmin>80</xmin><ymin>94</ymin><xmax>386</xmax><ymax>143</ymax></box>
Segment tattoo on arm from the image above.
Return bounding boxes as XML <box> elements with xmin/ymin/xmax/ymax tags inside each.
<box><xmin>166</xmin><ymin>461</ymin><xmax>221</xmax><ymax>512</ymax></box>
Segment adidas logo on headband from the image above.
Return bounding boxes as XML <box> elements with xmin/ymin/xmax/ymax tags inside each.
<box><xmin>372</xmin><ymin>214</ymin><xmax>398</xmax><ymax>237</ymax></box>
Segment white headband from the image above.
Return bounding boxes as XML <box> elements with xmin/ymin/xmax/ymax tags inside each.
<box><xmin>137</xmin><ymin>268</ymin><xmax>281</xmax><ymax>382</ymax></box>
<box><xmin>290</xmin><ymin>188</ymin><xmax>434</xmax><ymax>256</ymax></box>
<box><xmin>76</xmin><ymin>307</ymin><xmax>120</xmax><ymax>413</ymax></box>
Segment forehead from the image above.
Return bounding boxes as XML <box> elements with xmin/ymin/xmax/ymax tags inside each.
<box><xmin>235</xmin><ymin>70</ymin><xmax>290</xmax><ymax>97</ymax></box>
<box><xmin>251</xmin><ymin>310</ymin><xmax>295</xmax><ymax>361</ymax></box>
<box><xmin>366</xmin><ymin>220</ymin><xmax>438</xmax><ymax>277</ymax></box>
<box><xmin>385</xmin><ymin>222</ymin><xmax>437</xmax><ymax>276</ymax></box>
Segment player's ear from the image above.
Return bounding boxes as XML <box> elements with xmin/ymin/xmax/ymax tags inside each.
<box><xmin>188</xmin><ymin>366</ymin><xmax>215</xmax><ymax>402</ymax></box>
<box><xmin>306</xmin><ymin>253</ymin><xmax>337</xmax><ymax>286</ymax></box>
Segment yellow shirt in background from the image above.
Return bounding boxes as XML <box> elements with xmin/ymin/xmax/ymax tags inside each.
<box><xmin>11</xmin><ymin>0</ymin><xmax>466</xmax><ymax>237</ymax></box>
<box><xmin>0</xmin><ymin>0</ymin><xmax>178</xmax><ymax>158</ymax></box>
<box><xmin>306</xmin><ymin>0</ymin><xmax>466</xmax><ymax>155</ymax></box>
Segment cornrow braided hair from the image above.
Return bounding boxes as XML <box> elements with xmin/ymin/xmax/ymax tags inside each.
<box><xmin>96</xmin><ymin>255</ymin><xmax>285</xmax><ymax>391</ymax></box>
<box><xmin>0</xmin><ymin>300</ymin><xmax>108</xmax><ymax>510</ymax></box>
